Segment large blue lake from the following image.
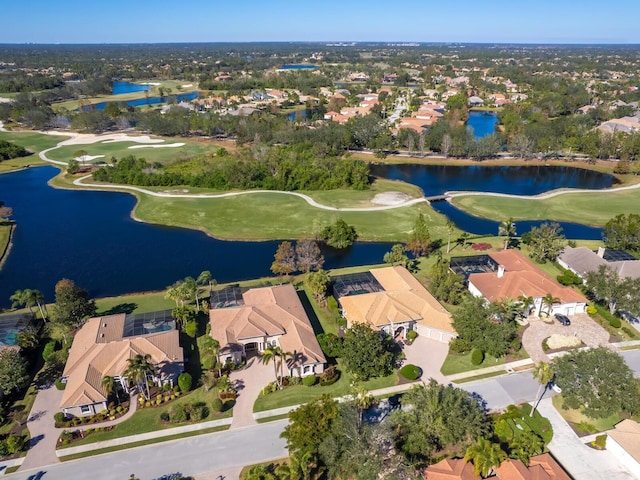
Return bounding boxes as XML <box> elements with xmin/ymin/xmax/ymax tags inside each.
<box><xmin>88</xmin><ymin>91</ymin><xmax>199</xmax><ymax>111</ymax></box>
<box><xmin>467</xmin><ymin>111</ymin><xmax>498</xmax><ymax>138</ymax></box>
<box><xmin>0</xmin><ymin>163</ymin><xmax>612</xmax><ymax>307</ymax></box>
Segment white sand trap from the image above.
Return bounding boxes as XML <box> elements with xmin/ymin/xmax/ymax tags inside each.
<box><xmin>371</xmin><ymin>192</ymin><xmax>412</xmax><ymax>205</ymax></box>
<box><xmin>181</xmin><ymin>84</ymin><xmax>193</xmax><ymax>88</ymax></box>
<box><xmin>128</xmin><ymin>143</ymin><xmax>186</xmax><ymax>150</ymax></box>
<box><xmin>74</xmin><ymin>154</ymin><xmax>105</xmax><ymax>162</ymax></box>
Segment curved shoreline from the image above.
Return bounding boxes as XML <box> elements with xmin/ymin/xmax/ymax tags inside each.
<box><xmin>0</xmin><ymin>222</ymin><xmax>16</xmax><ymax>271</ymax></box>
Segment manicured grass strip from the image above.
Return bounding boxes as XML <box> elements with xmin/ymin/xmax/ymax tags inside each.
<box><xmin>551</xmin><ymin>395</ymin><xmax>620</xmax><ymax>434</ymax></box>
<box><xmin>452</xmin><ymin>187</ymin><xmax>640</xmax><ymax>227</ymax></box>
<box><xmin>0</xmin><ymin>130</ymin><xmax>68</xmax><ymax>154</ymax></box>
<box><xmin>256</xmin><ymin>413</ymin><xmax>290</xmax><ymax>424</ymax></box>
<box><xmin>133</xmin><ymin>191</ymin><xmax>445</xmax><ymax>242</ymax></box>
<box><xmin>58</xmin><ymin>425</ymin><xmax>229</xmax><ymax>462</ymax></box>
<box><xmin>451</xmin><ymin>371</ymin><xmax>505</xmax><ymax>383</ymax></box>
<box><xmin>253</xmin><ymin>360</ymin><xmax>398</xmax><ymax>412</ymax></box>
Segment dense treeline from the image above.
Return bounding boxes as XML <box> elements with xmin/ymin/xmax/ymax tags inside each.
<box><xmin>92</xmin><ymin>146</ymin><xmax>370</xmax><ymax>191</ymax></box>
<box><xmin>0</xmin><ymin>74</ymin><xmax>65</xmax><ymax>93</ymax></box>
<box><xmin>199</xmin><ymin>71</ymin><xmax>332</xmax><ymax>95</ymax></box>
<box><xmin>0</xmin><ymin>140</ymin><xmax>30</xmax><ymax>161</ymax></box>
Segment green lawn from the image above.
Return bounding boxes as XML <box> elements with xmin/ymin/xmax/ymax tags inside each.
<box><xmin>552</xmin><ymin>395</ymin><xmax>621</xmax><ymax>434</ymax></box>
<box><xmin>62</xmin><ymin>386</ymin><xmax>232</xmax><ymax>447</ymax></box>
<box><xmin>45</xmin><ymin>137</ymin><xmax>217</xmax><ymax>165</ymax></box>
<box><xmin>0</xmin><ymin>223</ymin><xmax>12</xmax><ymax>263</ymax></box>
<box><xmin>253</xmin><ymin>360</ymin><xmax>398</xmax><ymax>412</ymax></box>
<box><xmin>95</xmin><ymin>291</ymin><xmax>176</xmax><ymax>315</ymax></box>
<box><xmin>133</xmin><ymin>191</ymin><xmax>446</xmax><ymax>242</ymax></box>
<box><xmin>0</xmin><ymin>131</ymin><xmax>69</xmax><ymax>173</ymax></box>
<box><xmin>452</xmin><ymin>188</ymin><xmax>640</xmax><ymax>227</ymax></box>
<box><xmin>440</xmin><ymin>351</ymin><xmax>506</xmax><ymax>376</ymax></box>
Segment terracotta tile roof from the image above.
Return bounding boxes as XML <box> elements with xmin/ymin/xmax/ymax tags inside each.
<box><xmin>424</xmin><ymin>458</ymin><xmax>481</xmax><ymax>480</ymax></box>
<box><xmin>469</xmin><ymin>250</ymin><xmax>587</xmax><ymax>304</ymax></box>
<box><xmin>338</xmin><ymin>266</ymin><xmax>455</xmax><ymax>334</ymax></box>
<box><xmin>494</xmin><ymin>454</ymin><xmax>571</xmax><ymax>480</ymax></box>
<box><xmin>607</xmin><ymin>419</ymin><xmax>640</xmax><ymax>464</ymax></box>
<box><xmin>61</xmin><ymin>315</ymin><xmax>183</xmax><ymax>410</ymax></box>
<box><xmin>210</xmin><ymin>284</ymin><xmax>326</xmax><ymax>367</ymax></box>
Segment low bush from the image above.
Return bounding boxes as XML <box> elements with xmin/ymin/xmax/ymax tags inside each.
<box><xmin>471</xmin><ymin>348</ymin><xmax>485</xmax><ymax>365</ymax></box>
<box><xmin>6</xmin><ymin>435</ymin><xmax>24</xmax><ymax>454</ymax></box>
<box><xmin>211</xmin><ymin>398</ymin><xmax>223</xmax><ymax>412</ymax></box>
<box><xmin>42</xmin><ymin>340</ymin><xmax>57</xmax><ymax>362</ymax></box>
<box><xmin>591</xmin><ymin>434</ymin><xmax>607</xmax><ymax>450</ymax></box>
<box><xmin>163</xmin><ymin>383</ymin><xmax>172</xmax><ymax>391</ymax></box>
<box><xmin>609</xmin><ymin>316</ymin><xmax>622</xmax><ymax>328</ymax></box>
<box><xmin>54</xmin><ymin>412</ymin><xmax>66</xmax><ymax>424</ymax></box>
<box><xmin>0</xmin><ymin>440</ymin><xmax>8</xmax><ymax>456</ymax></box>
<box><xmin>449</xmin><ymin>337</ymin><xmax>472</xmax><ymax>354</ymax></box>
<box><xmin>586</xmin><ymin>305</ymin><xmax>598</xmax><ymax>316</ymax></box>
<box><xmin>302</xmin><ymin>375</ymin><xmax>317</xmax><ymax>387</ymax></box>
<box><xmin>288</xmin><ymin>376</ymin><xmax>302</xmax><ymax>386</ymax></box>
<box><xmin>399</xmin><ymin>364</ymin><xmax>421</xmax><ymax>381</ymax></box>
<box><xmin>556</xmin><ymin>270</ymin><xmax>582</xmax><ymax>286</ymax></box>
<box><xmin>54</xmin><ymin>378</ymin><xmax>66</xmax><ymax>390</ymax></box>
<box><xmin>317</xmin><ymin>333</ymin><xmax>343</xmax><ymax>357</ymax></box>
<box><xmin>406</xmin><ymin>330</ymin><xmax>418</xmax><ymax>342</ymax></box>
<box><xmin>178</xmin><ymin>373</ymin><xmax>192</xmax><ymax>392</ymax></box>
<box><xmin>320</xmin><ymin>365</ymin><xmax>341</xmax><ymax>386</ymax></box>
<box><xmin>159</xmin><ymin>412</ymin><xmax>170</xmax><ymax>422</ymax></box>
<box><xmin>189</xmin><ymin>404</ymin><xmax>209</xmax><ymax>422</ymax></box>
<box><xmin>169</xmin><ymin>405</ymin><xmax>188</xmax><ymax>423</ymax></box>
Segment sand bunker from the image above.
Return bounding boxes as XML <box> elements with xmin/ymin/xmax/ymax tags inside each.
<box><xmin>371</xmin><ymin>192</ymin><xmax>413</xmax><ymax>205</ymax></box>
<box><xmin>74</xmin><ymin>154</ymin><xmax>105</xmax><ymax>162</ymax></box>
<box><xmin>128</xmin><ymin>143</ymin><xmax>186</xmax><ymax>150</ymax></box>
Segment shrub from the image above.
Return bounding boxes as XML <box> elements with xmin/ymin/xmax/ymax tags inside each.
<box><xmin>211</xmin><ymin>398</ymin><xmax>223</xmax><ymax>412</ymax></box>
<box><xmin>55</xmin><ymin>378</ymin><xmax>66</xmax><ymax>390</ymax></box>
<box><xmin>156</xmin><ymin>397</ymin><xmax>162</xmax><ymax>405</ymax></box>
<box><xmin>0</xmin><ymin>440</ymin><xmax>8</xmax><ymax>456</ymax></box>
<box><xmin>471</xmin><ymin>242</ymin><xmax>492</xmax><ymax>251</ymax></box>
<box><xmin>406</xmin><ymin>330</ymin><xmax>418</xmax><ymax>342</ymax></box>
<box><xmin>184</xmin><ymin>319</ymin><xmax>198</xmax><ymax>338</ymax></box>
<box><xmin>320</xmin><ymin>365</ymin><xmax>340</xmax><ymax>386</ymax></box>
<box><xmin>449</xmin><ymin>337</ymin><xmax>472</xmax><ymax>354</ymax></box>
<box><xmin>288</xmin><ymin>376</ymin><xmax>302</xmax><ymax>386</ymax></box>
<box><xmin>190</xmin><ymin>404</ymin><xmax>209</xmax><ymax>421</ymax></box>
<box><xmin>6</xmin><ymin>435</ymin><xmax>24</xmax><ymax>454</ymax></box>
<box><xmin>169</xmin><ymin>405</ymin><xmax>188</xmax><ymax>423</ymax></box>
<box><xmin>399</xmin><ymin>364</ymin><xmax>421</xmax><ymax>380</ymax></box>
<box><xmin>163</xmin><ymin>383</ymin><xmax>172</xmax><ymax>391</ymax></box>
<box><xmin>178</xmin><ymin>373</ymin><xmax>192</xmax><ymax>392</ymax></box>
<box><xmin>159</xmin><ymin>412</ymin><xmax>170</xmax><ymax>422</ymax></box>
<box><xmin>556</xmin><ymin>270</ymin><xmax>583</xmax><ymax>286</ymax></box>
<box><xmin>42</xmin><ymin>340</ymin><xmax>57</xmax><ymax>362</ymax></box>
<box><xmin>145</xmin><ymin>402</ymin><xmax>151</xmax><ymax>408</ymax></box>
<box><xmin>316</xmin><ymin>333</ymin><xmax>343</xmax><ymax>357</ymax></box>
<box><xmin>54</xmin><ymin>412</ymin><xmax>66</xmax><ymax>424</ymax></box>
<box><xmin>586</xmin><ymin>305</ymin><xmax>598</xmax><ymax>316</ymax></box>
<box><xmin>59</xmin><ymin>430</ymin><xmax>73</xmax><ymax>445</ymax></box>
<box><xmin>609</xmin><ymin>316</ymin><xmax>622</xmax><ymax>328</ymax></box>
<box><xmin>471</xmin><ymin>348</ymin><xmax>485</xmax><ymax>365</ymax></box>
<box><xmin>302</xmin><ymin>375</ymin><xmax>317</xmax><ymax>387</ymax></box>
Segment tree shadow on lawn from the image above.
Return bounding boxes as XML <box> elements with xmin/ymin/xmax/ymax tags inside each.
<box><xmin>99</xmin><ymin>303</ymin><xmax>138</xmax><ymax>315</ymax></box>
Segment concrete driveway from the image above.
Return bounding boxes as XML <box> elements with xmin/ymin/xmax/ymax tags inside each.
<box><xmin>229</xmin><ymin>355</ymin><xmax>275</xmax><ymax>429</ymax></box>
<box><xmin>522</xmin><ymin>314</ymin><xmax>610</xmax><ymax>363</ymax></box>
<box><xmin>402</xmin><ymin>336</ymin><xmax>449</xmax><ymax>384</ymax></box>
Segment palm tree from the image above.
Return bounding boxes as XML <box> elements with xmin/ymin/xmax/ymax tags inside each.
<box><xmin>245</xmin><ymin>464</ymin><xmax>276</xmax><ymax>480</ymax></box>
<box><xmin>101</xmin><ymin>375</ymin><xmax>121</xmax><ymax>406</ymax></box>
<box><xmin>124</xmin><ymin>354</ymin><xmax>155</xmax><ymax>400</ymax></box>
<box><xmin>164</xmin><ymin>284</ymin><xmax>182</xmax><ymax>308</ymax></box>
<box><xmin>446</xmin><ymin>219</ymin><xmax>455</xmax><ymax>253</ymax></box>
<box><xmin>196</xmin><ymin>270</ymin><xmax>215</xmax><ymax>303</ymax></box>
<box><xmin>261</xmin><ymin>345</ymin><xmax>283</xmax><ymax>389</ymax></box>
<box><xmin>352</xmin><ymin>385</ymin><xmax>375</xmax><ymax>427</ymax></box>
<box><xmin>183</xmin><ymin>276</ymin><xmax>198</xmax><ymax>310</ymax></box>
<box><xmin>541</xmin><ymin>293</ymin><xmax>561</xmax><ymax>317</ymax></box>
<box><xmin>498</xmin><ymin>218</ymin><xmax>516</xmax><ymax>250</ymax></box>
<box><xmin>531</xmin><ymin>362</ymin><xmax>554</xmax><ymax>416</ymax></box>
<box><xmin>25</xmin><ymin>289</ymin><xmax>47</xmax><ymax>321</ymax></box>
<box><xmin>275</xmin><ymin>451</ymin><xmax>314</xmax><ymax>480</ymax></box>
<box><xmin>10</xmin><ymin>289</ymin><xmax>32</xmax><ymax>315</ymax></box>
<box><xmin>496</xmin><ymin>297</ymin><xmax>523</xmax><ymax>323</ymax></box>
<box><xmin>464</xmin><ymin>438</ymin><xmax>507</xmax><ymax>477</ymax></box>
<box><xmin>518</xmin><ymin>295</ymin><xmax>535</xmax><ymax>317</ymax></box>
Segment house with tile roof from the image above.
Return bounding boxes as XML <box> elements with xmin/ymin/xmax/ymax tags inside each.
<box><xmin>467</xmin><ymin>250</ymin><xmax>587</xmax><ymax>317</ymax></box>
<box><xmin>209</xmin><ymin>284</ymin><xmax>326</xmax><ymax>377</ymax></box>
<box><xmin>606</xmin><ymin>419</ymin><xmax>640</xmax><ymax>478</ymax></box>
<box><xmin>335</xmin><ymin>266</ymin><xmax>456</xmax><ymax>343</ymax></box>
<box><xmin>558</xmin><ymin>246</ymin><xmax>640</xmax><ymax>281</ymax></box>
<box><xmin>60</xmin><ymin>313</ymin><xmax>183</xmax><ymax>418</ymax></box>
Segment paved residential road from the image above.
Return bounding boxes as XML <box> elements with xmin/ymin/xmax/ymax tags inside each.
<box><xmin>10</xmin><ymin>420</ymin><xmax>288</xmax><ymax>480</ymax></box>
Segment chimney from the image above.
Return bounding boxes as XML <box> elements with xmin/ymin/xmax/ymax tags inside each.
<box><xmin>497</xmin><ymin>265</ymin><xmax>505</xmax><ymax>278</ymax></box>
<box><xmin>597</xmin><ymin>247</ymin><xmax>605</xmax><ymax>258</ymax></box>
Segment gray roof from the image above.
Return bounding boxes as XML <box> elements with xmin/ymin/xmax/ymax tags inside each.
<box><xmin>559</xmin><ymin>247</ymin><xmax>640</xmax><ymax>280</ymax></box>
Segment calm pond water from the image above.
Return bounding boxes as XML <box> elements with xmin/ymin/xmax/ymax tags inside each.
<box><xmin>0</xmin><ymin>163</ymin><xmax>612</xmax><ymax>307</ymax></box>
<box><xmin>467</xmin><ymin>111</ymin><xmax>498</xmax><ymax>138</ymax></box>
<box><xmin>0</xmin><ymin>167</ymin><xmax>390</xmax><ymax>308</ymax></box>
<box><xmin>88</xmin><ymin>91</ymin><xmax>199</xmax><ymax>111</ymax></box>
<box><xmin>112</xmin><ymin>81</ymin><xmax>151</xmax><ymax>95</ymax></box>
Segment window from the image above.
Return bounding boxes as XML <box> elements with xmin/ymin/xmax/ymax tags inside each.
<box><xmin>80</xmin><ymin>405</ymin><xmax>92</xmax><ymax>415</ymax></box>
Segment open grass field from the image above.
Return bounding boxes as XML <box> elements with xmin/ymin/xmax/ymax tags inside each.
<box><xmin>133</xmin><ymin>191</ymin><xmax>446</xmax><ymax>242</ymax></box>
<box><xmin>452</xmin><ymin>187</ymin><xmax>640</xmax><ymax>226</ymax></box>
<box><xmin>45</xmin><ymin>136</ymin><xmax>221</xmax><ymax>165</ymax></box>
<box><xmin>253</xmin><ymin>359</ymin><xmax>398</xmax><ymax>412</ymax></box>
<box><xmin>0</xmin><ymin>130</ymin><xmax>69</xmax><ymax>172</ymax></box>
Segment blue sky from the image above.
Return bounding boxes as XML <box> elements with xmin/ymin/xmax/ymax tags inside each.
<box><xmin>2</xmin><ymin>0</ymin><xmax>639</xmax><ymax>44</ymax></box>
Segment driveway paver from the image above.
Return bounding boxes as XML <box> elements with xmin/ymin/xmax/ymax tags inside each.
<box><xmin>229</xmin><ymin>355</ymin><xmax>274</xmax><ymax>428</ymax></box>
<box><xmin>522</xmin><ymin>314</ymin><xmax>611</xmax><ymax>363</ymax></box>
<box><xmin>402</xmin><ymin>336</ymin><xmax>449</xmax><ymax>384</ymax></box>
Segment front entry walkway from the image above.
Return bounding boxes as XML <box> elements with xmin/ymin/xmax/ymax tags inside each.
<box><xmin>229</xmin><ymin>356</ymin><xmax>274</xmax><ymax>429</ymax></box>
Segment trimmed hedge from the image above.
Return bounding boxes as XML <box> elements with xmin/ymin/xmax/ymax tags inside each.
<box><xmin>399</xmin><ymin>364</ymin><xmax>421</xmax><ymax>381</ymax></box>
<box><xmin>178</xmin><ymin>372</ymin><xmax>192</xmax><ymax>392</ymax></box>
<box><xmin>471</xmin><ymin>348</ymin><xmax>485</xmax><ymax>365</ymax></box>
<box><xmin>302</xmin><ymin>375</ymin><xmax>317</xmax><ymax>387</ymax></box>
<box><xmin>406</xmin><ymin>330</ymin><xmax>418</xmax><ymax>342</ymax></box>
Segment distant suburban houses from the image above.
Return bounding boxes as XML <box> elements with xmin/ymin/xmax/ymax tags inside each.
<box><xmin>209</xmin><ymin>284</ymin><xmax>326</xmax><ymax>377</ymax></box>
<box><xmin>453</xmin><ymin>250</ymin><xmax>588</xmax><ymax>317</ymax></box>
<box><xmin>558</xmin><ymin>246</ymin><xmax>640</xmax><ymax>281</ymax></box>
<box><xmin>60</xmin><ymin>312</ymin><xmax>183</xmax><ymax>418</ymax></box>
<box><xmin>333</xmin><ymin>266</ymin><xmax>457</xmax><ymax>343</ymax></box>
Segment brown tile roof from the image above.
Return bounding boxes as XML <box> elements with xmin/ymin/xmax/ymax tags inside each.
<box><xmin>210</xmin><ymin>284</ymin><xmax>326</xmax><ymax>367</ymax></box>
<box><xmin>61</xmin><ymin>315</ymin><xmax>183</xmax><ymax>410</ymax></box>
<box><xmin>424</xmin><ymin>458</ymin><xmax>481</xmax><ymax>480</ymax></box>
<box><xmin>607</xmin><ymin>419</ymin><xmax>640</xmax><ymax>463</ymax></box>
<box><xmin>469</xmin><ymin>250</ymin><xmax>587</xmax><ymax>304</ymax></box>
<box><xmin>495</xmin><ymin>454</ymin><xmax>571</xmax><ymax>480</ymax></box>
<box><xmin>338</xmin><ymin>266</ymin><xmax>455</xmax><ymax>334</ymax></box>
